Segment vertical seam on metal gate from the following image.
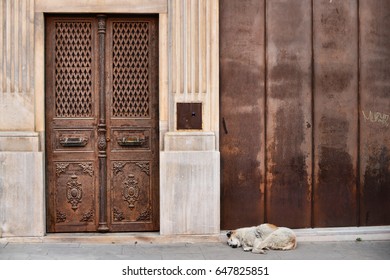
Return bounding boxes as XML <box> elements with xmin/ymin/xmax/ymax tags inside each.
<box><xmin>356</xmin><ymin>0</ymin><xmax>361</xmax><ymax>227</ymax></box>
<box><xmin>263</xmin><ymin>0</ymin><xmax>268</xmax><ymax>223</ymax></box>
<box><xmin>310</xmin><ymin>0</ymin><xmax>315</xmax><ymax>228</ymax></box>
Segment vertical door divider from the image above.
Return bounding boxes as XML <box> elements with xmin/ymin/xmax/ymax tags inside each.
<box><xmin>97</xmin><ymin>14</ymin><xmax>109</xmax><ymax>232</ymax></box>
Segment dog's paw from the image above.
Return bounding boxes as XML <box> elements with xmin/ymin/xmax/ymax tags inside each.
<box><xmin>252</xmin><ymin>249</ymin><xmax>266</xmax><ymax>254</ymax></box>
<box><xmin>243</xmin><ymin>247</ymin><xmax>253</xmax><ymax>252</ymax></box>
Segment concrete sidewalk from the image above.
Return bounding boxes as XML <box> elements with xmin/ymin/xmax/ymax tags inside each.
<box><xmin>1</xmin><ymin>226</ymin><xmax>389</xmax><ymax>260</ymax></box>
<box><xmin>1</xmin><ymin>240</ymin><xmax>390</xmax><ymax>260</ymax></box>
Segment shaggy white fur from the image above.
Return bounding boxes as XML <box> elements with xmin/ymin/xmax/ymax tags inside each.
<box><xmin>226</xmin><ymin>223</ymin><xmax>297</xmax><ymax>254</ymax></box>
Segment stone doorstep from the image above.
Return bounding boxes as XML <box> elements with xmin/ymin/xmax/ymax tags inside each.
<box><xmin>1</xmin><ymin>226</ymin><xmax>389</xmax><ymax>244</ymax></box>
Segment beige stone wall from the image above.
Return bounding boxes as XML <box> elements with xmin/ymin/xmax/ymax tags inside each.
<box><xmin>168</xmin><ymin>0</ymin><xmax>219</xmax><ymax>135</ymax></box>
<box><xmin>160</xmin><ymin>0</ymin><xmax>219</xmax><ymax>235</ymax></box>
<box><xmin>0</xmin><ymin>0</ymin><xmax>220</xmax><ymax>237</ymax></box>
<box><xmin>0</xmin><ymin>152</ymin><xmax>44</xmax><ymax>237</ymax></box>
<box><xmin>0</xmin><ymin>0</ymin><xmax>35</xmax><ymax>131</ymax></box>
<box><xmin>0</xmin><ymin>0</ymin><xmax>43</xmax><ymax>237</ymax></box>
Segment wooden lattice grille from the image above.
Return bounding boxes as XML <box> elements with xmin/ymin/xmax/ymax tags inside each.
<box><xmin>55</xmin><ymin>21</ymin><xmax>93</xmax><ymax>118</ymax></box>
<box><xmin>112</xmin><ymin>22</ymin><xmax>150</xmax><ymax>118</ymax></box>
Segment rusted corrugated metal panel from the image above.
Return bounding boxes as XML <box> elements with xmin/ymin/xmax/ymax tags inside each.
<box><xmin>265</xmin><ymin>0</ymin><xmax>312</xmax><ymax>228</ymax></box>
<box><xmin>359</xmin><ymin>0</ymin><xmax>390</xmax><ymax>226</ymax></box>
<box><xmin>219</xmin><ymin>0</ymin><xmax>265</xmax><ymax>229</ymax></box>
<box><xmin>313</xmin><ymin>0</ymin><xmax>358</xmax><ymax>227</ymax></box>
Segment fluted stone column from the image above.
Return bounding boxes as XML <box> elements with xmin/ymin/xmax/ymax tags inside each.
<box><xmin>0</xmin><ymin>0</ymin><xmax>44</xmax><ymax>237</ymax></box>
<box><xmin>160</xmin><ymin>0</ymin><xmax>220</xmax><ymax>235</ymax></box>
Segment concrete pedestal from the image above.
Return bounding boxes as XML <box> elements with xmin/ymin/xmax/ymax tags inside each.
<box><xmin>0</xmin><ymin>132</ymin><xmax>44</xmax><ymax>237</ymax></box>
<box><xmin>160</xmin><ymin>132</ymin><xmax>220</xmax><ymax>235</ymax></box>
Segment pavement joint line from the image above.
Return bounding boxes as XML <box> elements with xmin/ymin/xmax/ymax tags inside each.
<box><xmin>1</xmin><ymin>226</ymin><xmax>389</xmax><ymax>244</ymax></box>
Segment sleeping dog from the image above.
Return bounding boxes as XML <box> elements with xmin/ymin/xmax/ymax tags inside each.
<box><xmin>226</xmin><ymin>223</ymin><xmax>297</xmax><ymax>254</ymax></box>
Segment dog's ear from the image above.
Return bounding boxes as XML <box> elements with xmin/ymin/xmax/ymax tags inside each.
<box><xmin>226</xmin><ymin>231</ymin><xmax>232</xmax><ymax>238</ymax></box>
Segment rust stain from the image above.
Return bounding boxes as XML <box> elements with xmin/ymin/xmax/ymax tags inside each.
<box><xmin>220</xmin><ymin>0</ymin><xmax>265</xmax><ymax>230</ymax></box>
<box><xmin>360</xmin><ymin>0</ymin><xmax>390</xmax><ymax>226</ymax></box>
<box><xmin>267</xmin><ymin>106</ymin><xmax>310</xmax><ymax>228</ymax></box>
<box><xmin>318</xmin><ymin>66</ymin><xmax>353</xmax><ymax>95</ymax></box>
<box><xmin>320</xmin><ymin>5</ymin><xmax>347</xmax><ymax>35</ymax></box>
<box><xmin>269</xmin><ymin>63</ymin><xmax>303</xmax><ymax>99</ymax></box>
<box><xmin>362</xmin><ymin>146</ymin><xmax>390</xmax><ymax>225</ymax></box>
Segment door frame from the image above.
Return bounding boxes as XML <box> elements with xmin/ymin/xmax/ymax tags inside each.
<box><xmin>35</xmin><ymin>3</ymin><xmax>168</xmax><ymax>233</ymax></box>
<box><xmin>44</xmin><ymin>14</ymin><xmax>160</xmax><ymax>233</ymax></box>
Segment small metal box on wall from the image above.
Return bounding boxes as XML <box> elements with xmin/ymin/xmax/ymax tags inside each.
<box><xmin>176</xmin><ymin>103</ymin><xmax>202</xmax><ymax>130</ymax></box>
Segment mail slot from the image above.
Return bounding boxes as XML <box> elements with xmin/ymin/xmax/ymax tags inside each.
<box><xmin>59</xmin><ymin>135</ymin><xmax>88</xmax><ymax>147</ymax></box>
<box><xmin>117</xmin><ymin>134</ymin><xmax>146</xmax><ymax>146</ymax></box>
<box><xmin>177</xmin><ymin>102</ymin><xmax>202</xmax><ymax>130</ymax></box>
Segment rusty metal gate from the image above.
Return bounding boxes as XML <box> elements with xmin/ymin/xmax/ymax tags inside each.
<box><xmin>45</xmin><ymin>15</ymin><xmax>159</xmax><ymax>232</ymax></box>
<box><xmin>220</xmin><ymin>0</ymin><xmax>390</xmax><ymax>229</ymax></box>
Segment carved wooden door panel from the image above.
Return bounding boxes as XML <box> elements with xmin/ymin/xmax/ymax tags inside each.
<box><xmin>106</xmin><ymin>17</ymin><xmax>159</xmax><ymax>232</ymax></box>
<box><xmin>46</xmin><ymin>17</ymin><xmax>99</xmax><ymax>232</ymax></box>
<box><xmin>45</xmin><ymin>15</ymin><xmax>159</xmax><ymax>233</ymax></box>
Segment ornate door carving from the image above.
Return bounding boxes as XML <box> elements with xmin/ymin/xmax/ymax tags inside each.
<box><xmin>106</xmin><ymin>17</ymin><xmax>159</xmax><ymax>232</ymax></box>
<box><xmin>45</xmin><ymin>15</ymin><xmax>159</xmax><ymax>233</ymax></box>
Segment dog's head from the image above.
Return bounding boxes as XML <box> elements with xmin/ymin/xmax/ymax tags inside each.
<box><xmin>226</xmin><ymin>230</ymin><xmax>241</xmax><ymax>248</ymax></box>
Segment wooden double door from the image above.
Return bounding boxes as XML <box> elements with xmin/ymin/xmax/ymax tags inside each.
<box><xmin>45</xmin><ymin>15</ymin><xmax>159</xmax><ymax>232</ymax></box>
